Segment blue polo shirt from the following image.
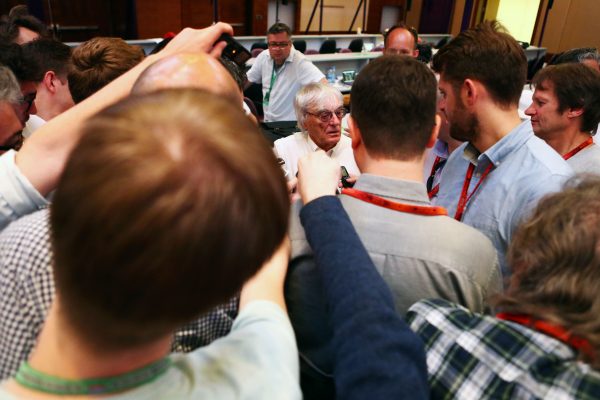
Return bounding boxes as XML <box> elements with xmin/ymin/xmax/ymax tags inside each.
<box><xmin>433</xmin><ymin>121</ymin><xmax>573</xmax><ymax>277</ymax></box>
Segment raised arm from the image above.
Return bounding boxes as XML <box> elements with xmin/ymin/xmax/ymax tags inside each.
<box><xmin>15</xmin><ymin>23</ymin><xmax>233</xmax><ymax>197</ymax></box>
<box><xmin>296</xmin><ymin>151</ymin><xmax>429</xmax><ymax>400</ymax></box>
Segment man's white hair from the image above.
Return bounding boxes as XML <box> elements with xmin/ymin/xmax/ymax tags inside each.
<box><xmin>0</xmin><ymin>66</ymin><xmax>21</xmax><ymax>104</ymax></box>
<box><xmin>294</xmin><ymin>82</ymin><xmax>342</xmax><ymax>130</ymax></box>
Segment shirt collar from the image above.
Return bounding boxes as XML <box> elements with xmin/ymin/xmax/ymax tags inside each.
<box><xmin>353</xmin><ymin>174</ymin><xmax>431</xmax><ymax>205</ymax></box>
<box><xmin>432</xmin><ymin>140</ymin><xmax>450</xmax><ymax>158</ymax></box>
<box><xmin>462</xmin><ymin>120</ymin><xmax>532</xmax><ymax>167</ymax></box>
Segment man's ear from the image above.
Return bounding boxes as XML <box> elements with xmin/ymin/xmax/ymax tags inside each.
<box><xmin>349</xmin><ymin>115</ymin><xmax>362</xmax><ymax>150</ymax></box>
<box><xmin>43</xmin><ymin>71</ymin><xmax>57</xmax><ymax>94</ymax></box>
<box><xmin>426</xmin><ymin>114</ymin><xmax>441</xmax><ymax>148</ymax></box>
<box><xmin>462</xmin><ymin>78</ymin><xmax>478</xmax><ymax>107</ymax></box>
<box><xmin>566</xmin><ymin>107</ymin><xmax>584</xmax><ymax>119</ymax></box>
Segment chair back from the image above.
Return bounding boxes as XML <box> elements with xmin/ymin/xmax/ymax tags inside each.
<box><xmin>319</xmin><ymin>39</ymin><xmax>337</xmax><ymax>54</ymax></box>
<box><xmin>348</xmin><ymin>38</ymin><xmax>364</xmax><ymax>52</ymax></box>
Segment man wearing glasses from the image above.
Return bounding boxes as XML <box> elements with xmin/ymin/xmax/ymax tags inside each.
<box><xmin>247</xmin><ymin>23</ymin><xmax>326</xmax><ymax>122</ymax></box>
<box><xmin>274</xmin><ymin>82</ymin><xmax>359</xmax><ymax>178</ymax></box>
<box><xmin>0</xmin><ymin>66</ymin><xmax>25</xmax><ymax>153</ymax></box>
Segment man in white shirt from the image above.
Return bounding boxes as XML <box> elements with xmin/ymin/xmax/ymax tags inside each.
<box><xmin>526</xmin><ymin>63</ymin><xmax>600</xmax><ymax>172</ymax></box>
<box><xmin>274</xmin><ymin>83</ymin><xmax>359</xmax><ymax>178</ymax></box>
<box><xmin>247</xmin><ymin>23</ymin><xmax>326</xmax><ymax>122</ymax></box>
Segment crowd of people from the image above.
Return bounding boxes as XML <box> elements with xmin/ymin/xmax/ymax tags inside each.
<box><xmin>0</xmin><ymin>4</ymin><xmax>599</xmax><ymax>399</ymax></box>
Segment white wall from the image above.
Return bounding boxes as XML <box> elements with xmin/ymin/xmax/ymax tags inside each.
<box><xmin>268</xmin><ymin>0</ymin><xmax>296</xmax><ymax>30</ymax></box>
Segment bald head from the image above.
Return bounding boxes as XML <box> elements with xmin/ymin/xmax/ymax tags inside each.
<box><xmin>132</xmin><ymin>53</ymin><xmax>241</xmax><ymax>104</ymax></box>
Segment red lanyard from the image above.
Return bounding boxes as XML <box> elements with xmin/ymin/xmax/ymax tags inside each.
<box><xmin>563</xmin><ymin>137</ymin><xmax>594</xmax><ymax>160</ymax></box>
<box><xmin>429</xmin><ymin>156</ymin><xmax>444</xmax><ymax>177</ymax></box>
<box><xmin>341</xmin><ymin>188</ymin><xmax>448</xmax><ymax>216</ymax></box>
<box><xmin>454</xmin><ymin>162</ymin><xmax>494</xmax><ymax>221</ymax></box>
<box><xmin>497</xmin><ymin>312</ymin><xmax>595</xmax><ymax>361</ymax></box>
<box><xmin>427</xmin><ymin>156</ymin><xmax>445</xmax><ymax>199</ymax></box>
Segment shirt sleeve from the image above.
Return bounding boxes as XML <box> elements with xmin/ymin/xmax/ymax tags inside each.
<box><xmin>299</xmin><ymin>196</ymin><xmax>429</xmax><ymax>400</ymax></box>
<box><xmin>297</xmin><ymin>59</ymin><xmax>325</xmax><ymax>85</ymax></box>
<box><xmin>185</xmin><ymin>300</ymin><xmax>301</xmax><ymax>399</ymax></box>
<box><xmin>247</xmin><ymin>54</ymin><xmax>264</xmax><ymax>84</ymax></box>
<box><xmin>0</xmin><ymin>151</ymin><xmax>49</xmax><ymax>231</ymax></box>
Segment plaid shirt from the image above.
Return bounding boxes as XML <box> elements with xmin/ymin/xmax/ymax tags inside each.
<box><xmin>0</xmin><ymin>209</ymin><xmax>238</xmax><ymax>380</ymax></box>
<box><xmin>407</xmin><ymin>298</ymin><xmax>600</xmax><ymax>400</ymax></box>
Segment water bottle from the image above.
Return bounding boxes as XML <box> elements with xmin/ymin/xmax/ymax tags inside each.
<box><xmin>327</xmin><ymin>66</ymin><xmax>336</xmax><ymax>83</ymax></box>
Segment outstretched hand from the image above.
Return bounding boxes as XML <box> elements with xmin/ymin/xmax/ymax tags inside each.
<box><xmin>297</xmin><ymin>151</ymin><xmax>341</xmax><ymax>204</ymax></box>
<box><xmin>160</xmin><ymin>22</ymin><xmax>234</xmax><ymax>59</ymax></box>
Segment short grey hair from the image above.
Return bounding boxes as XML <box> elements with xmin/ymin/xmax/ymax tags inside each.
<box><xmin>0</xmin><ymin>65</ymin><xmax>21</xmax><ymax>104</ymax></box>
<box><xmin>294</xmin><ymin>82</ymin><xmax>343</xmax><ymax>130</ymax></box>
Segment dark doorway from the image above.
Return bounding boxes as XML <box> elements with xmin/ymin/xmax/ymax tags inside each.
<box><xmin>418</xmin><ymin>0</ymin><xmax>454</xmax><ymax>34</ymax></box>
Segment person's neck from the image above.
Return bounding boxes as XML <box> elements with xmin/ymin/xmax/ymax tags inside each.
<box><xmin>470</xmin><ymin>106</ymin><xmax>522</xmax><ymax>153</ymax></box>
<box><xmin>359</xmin><ymin>155</ymin><xmax>425</xmax><ymax>182</ymax></box>
<box><xmin>544</xmin><ymin>128</ymin><xmax>591</xmax><ymax>156</ymax></box>
<box><xmin>27</xmin><ymin>301</ymin><xmax>172</xmax><ymax>382</ymax></box>
<box><xmin>33</xmin><ymin>92</ymin><xmax>60</xmax><ymax>122</ymax></box>
<box><xmin>446</xmin><ymin>137</ymin><xmax>462</xmax><ymax>154</ymax></box>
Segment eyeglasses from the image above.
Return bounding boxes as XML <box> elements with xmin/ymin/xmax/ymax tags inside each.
<box><xmin>268</xmin><ymin>41</ymin><xmax>291</xmax><ymax>49</ymax></box>
<box><xmin>306</xmin><ymin>107</ymin><xmax>347</xmax><ymax>123</ymax></box>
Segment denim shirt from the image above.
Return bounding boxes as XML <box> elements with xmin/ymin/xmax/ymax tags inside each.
<box><xmin>433</xmin><ymin>121</ymin><xmax>573</xmax><ymax>277</ymax></box>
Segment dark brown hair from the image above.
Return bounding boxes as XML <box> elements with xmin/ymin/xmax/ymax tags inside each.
<box><xmin>533</xmin><ymin>63</ymin><xmax>600</xmax><ymax>132</ymax></box>
<box><xmin>21</xmin><ymin>38</ymin><xmax>72</xmax><ymax>77</ymax></box>
<box><xmin>0</xmin><ymin>5</ymin><xmax>49</xmax><ymax>43</ymax></box>
<box><xmin>68</xmin><ymin>37</ymin><xmax>145</xmax><ymax>103</ymax></box>
<box><xmin>267</xmin><ymin>22</ymin><xmax>291</xmax><ymax>37</ymax></box>
<box><xmin>432</xmin><ymin>21</ymin><xmax>526</xmax><ymax>107</ymax></box>
<box><xmin>51</xmin><ymin>89</ymin><xmax>289</xmax><ymax>350</ymax></box>
<box><xmin>496</xmin><ymin>176</ymin><xmax>600</xmax><ymax>368</ymax></box>
<box><xmin>350</xmin><ymin>55</ymin><xmax>437</xmax><ymax>160</ymax></box>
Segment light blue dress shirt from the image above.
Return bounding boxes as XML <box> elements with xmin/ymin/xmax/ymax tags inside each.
<box><xmin>433</xmin><ymin>121</ymin><xmax>573</xmax><ymax>277</ymax></box>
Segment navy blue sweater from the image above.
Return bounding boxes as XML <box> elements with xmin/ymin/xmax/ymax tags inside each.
<box><xmin>299</xmin><ymin>195</ymin><xmax>429</xmax><ymax>400</ymax></box>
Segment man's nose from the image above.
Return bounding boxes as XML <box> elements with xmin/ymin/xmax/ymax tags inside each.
<box><xmin>524</xmin><ymin>103</ymin><xmax>535</xmax><ymax>116</ymax></box>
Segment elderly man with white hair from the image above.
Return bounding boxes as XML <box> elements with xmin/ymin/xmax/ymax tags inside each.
<box><xmin>274</xmin><ymin>82</ymin><xmax>359</xmax><ymax>178</ymax></box>
<box><xmin>0</xmin><ymin>66</ymin><xmax>25</xmax><ymax>153</ymax></box>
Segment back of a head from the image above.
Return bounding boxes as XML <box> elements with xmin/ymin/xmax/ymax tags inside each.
<box><xmin>351</xmin><ymin>55</ymin><xmax>437</xmax><ymax>160</ymax></box>
<box><xmin>532</xmin><ymin>63</ymin><xmax>600</xmax><ymax>133</ymax></box>
<box><xmin>550</xmin><ymin>47</ymin><xmax>598</xmax><ymax>66</ymax></box>
<box><xmin>499</xmin><ymin>176</ymin><xmax>600</xmax><ymax>368</ymax></box>
<box><xmin>0</xmin><ymin>41</ymin><xmax>43</xmax><ymax>83</ymax></box>
<box><xmin>68</xmin><ymin>37</ymin><xmax>145</xmax><ymax>104</ymax></box>
<box><xmin>50</xmin><ymin>89</ymin><xmax>289</xmax><ymax>350</ymax></box>
<box><xmin>0</xmin><ymin>5</ymin><xmax>49</xmax><ymax>44</ymax></box>
<box><xmin>21</xmin><ymin>38</ymin><xmax>72</xmax><ymax>77</ymax></box>
<box><xmin>432</xmin><ymin>20</ymin><xmax>526</xmax><ymax>108</ymax></box>
<box><xmin>132</xmin><ymin>53</ymin><xmax>241</xmax><ymax>104</ymax></box>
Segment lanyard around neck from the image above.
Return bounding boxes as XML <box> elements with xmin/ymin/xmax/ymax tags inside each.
<box><xmin>497</xmin><ymin>312</ymin><xmax>595</xmax><ymax>361</ymax></box>
<box><xmin>427</xmin><ymin>156</ymin><xmax>447</xmax><ymax>199</ymax></box>
<box><xmin>454</xmin><ymin>162</ymin><xmax>494</xmax><ymax>221</ymax></box>
<box><xmin>263</xmin><ymin>61</ymin><xmax>283</xmax><ymax>106</ymax></box>
<box><xmin>563</xmin><ymin>137</ymin><xmax>593</xmax><ymax>160</ymax></box>
<box><xmin>15</xmin><ymin>358</ymin><xmax>172</xmax><ymax>395</ymax></box>
<box><xmin>341</xmin><ymin>188</ymin><xmax>448</xmax><ymax>216</ymax></box>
